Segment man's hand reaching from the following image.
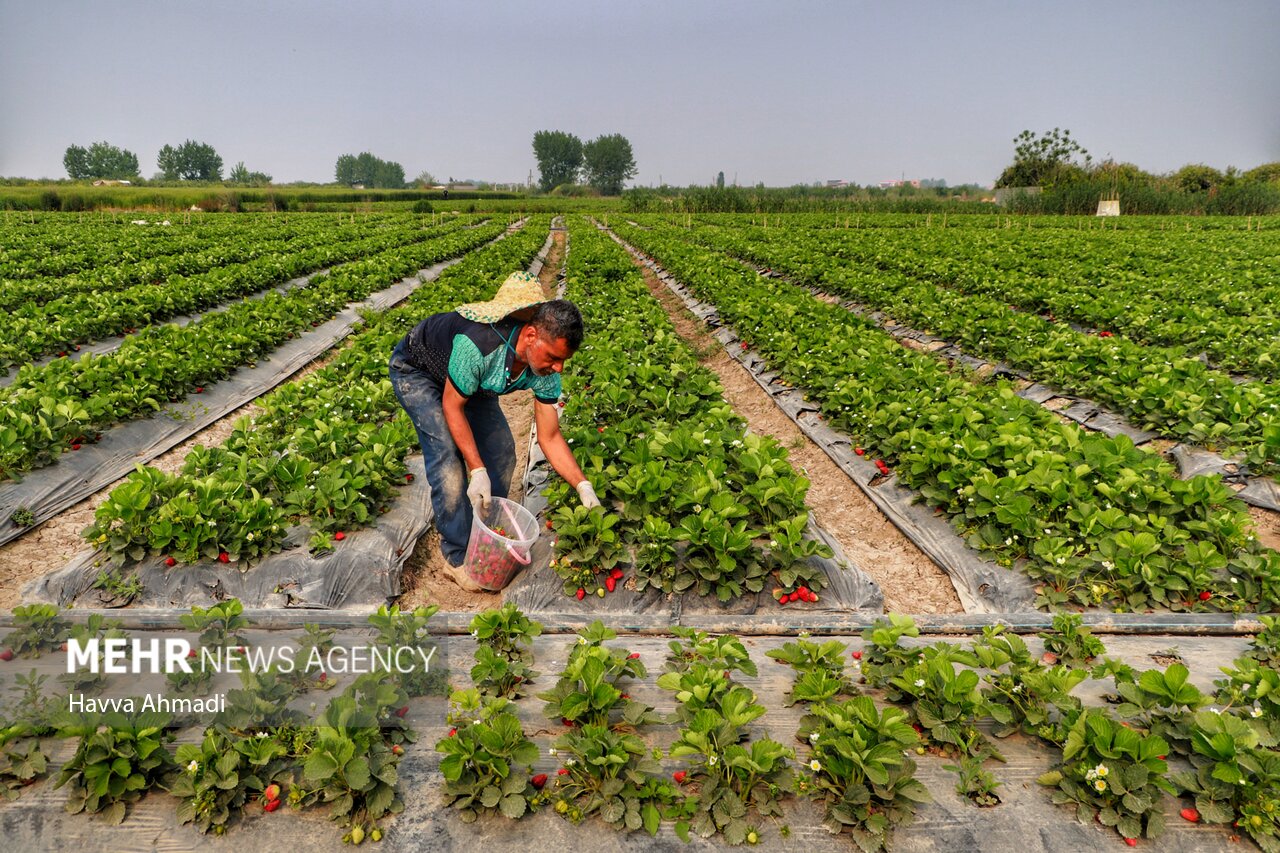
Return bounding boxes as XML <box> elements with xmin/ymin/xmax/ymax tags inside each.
<box><xmin>467</xmin><ymin>467</ymin><xmax>492</xmax><ymax>513</ymax></box>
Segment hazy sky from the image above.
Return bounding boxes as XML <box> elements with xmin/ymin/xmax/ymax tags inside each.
<box><xmin>2</xmin><ymin>1</ymin><xmax>1277</xmax><ymax>187</ymax></box>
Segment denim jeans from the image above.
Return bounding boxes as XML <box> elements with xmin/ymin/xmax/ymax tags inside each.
<box><xmin>389</xmin><ymin>338</ymin><xmax>516</xmax><ymax>566</ymax></box>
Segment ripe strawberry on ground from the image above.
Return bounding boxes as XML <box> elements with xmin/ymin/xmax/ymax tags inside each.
<box><xmin>218</xmin><ymin>552</ymin><xmax>230</xmax><ymax>563</ymax></box>
<box><xmin>391</xmin><ymin>744</ymin><xmax>404</xmax><ymax>756</ymax></box>
<box><xmin>334</xmin><ymin>531</ymin><xmax>345</xmax><ymax>541</ymax></box>
<box><xmin>531</xmin><ymin>773</ymin><xmax>547</xmax><ymax>789</ymax></box>
<box><xmin>673</xmin><ymin>771</ymin><xmax>687</xmax><ymax>784</ymax></box>
<box><xmin>575</xmin><ymin>588</ymin><xmax>586</xmax><ymax>600</ymax></box>
<box><xmin>854</xmin><ymin>447</ymin><xmax>865</xmax><ymax>456</ymax></box>
<box><xmin>264</xmin><ymin>784</ymin><xmax>281</xmax><ymax>802</ymax></box>
<box><xmin>605</xmin><ymin>576</ymin><xmax>617</xmax><ymax>593</ymax></box>
<box><xmin>263</xmin><ymin>798</ymin><xmax>281</xmax><ymax>812</ymax></box>
<box><xmin>1041</xmin><ymin>652</ymin><xmax>1059</xmax><ymax>664</ymax></box>
<box><xmin>165</xmin><ymin>556</ymin><xmax>177</xmax><ymax>567</ymax></box>
<box><xmin>0</xmin><ymin>649</ymin><xmax>14</xmax><ymax>662</ymax></box>
<box><xmin>394</xmin><ymin>705</ymin><xmax>408</xmax><ymax>718</ymax></box>
<box><xmin>1180</xmin><ymin>808</ymin><xmax>1200</xmax><ymax>822</ymax></box>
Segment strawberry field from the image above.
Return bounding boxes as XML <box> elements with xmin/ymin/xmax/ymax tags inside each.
<box><xmin>0</xmin><ymin>209</ymin><xmax>1278</xmax><ymax>850</ymax></box>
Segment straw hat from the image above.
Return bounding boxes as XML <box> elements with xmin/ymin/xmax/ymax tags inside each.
<box><xmin>456</xmin><ymin>272</ymin><xmax>549</xmax><ymax>323</ymax></box>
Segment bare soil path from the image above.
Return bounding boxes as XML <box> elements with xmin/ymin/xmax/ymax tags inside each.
<box><xmin>628</xmin><ymin>254</ymin><xmax>963</xmax><ymax>614</ymax></box>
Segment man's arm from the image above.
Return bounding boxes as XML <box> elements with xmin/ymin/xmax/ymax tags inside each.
<box><xmin>443</xmin><ymin>381</ymin><xmax>484</xmax><ymax>472</ymax></box>
<box><xmin>534</xmin><ymin>399</ymin><xmax>587</xmax><ymax>488</ymax></box>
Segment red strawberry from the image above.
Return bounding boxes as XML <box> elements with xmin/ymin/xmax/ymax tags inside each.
<box><xmin>854</xmin><ymin>447</ymin><xmax>865</xmax><ymax>456</ymax></box>
<box><xmin>264</xmin><ymin>798</ymin><xmax>281</xmax><ymax>812</ymax></box>
<box><xmin>851</xmin><ymin>651</ymin><xmax>863</xmax><ymax>660</ymax></box>
<box><xmin>195</xmin><ymin>387</ymin><xmax>204</xmax><ymax>394</ymax></box>
<box><xmin>1124</xmin><ymin>839</ymin><xmax>1137</xmax><ymax>847</ymax></box>
<box><xmin>58</xmin><ymin>351</ymin><xmax>68</xmax><ymax>357</ymax></box>
<box><xmin>73</xmin><ymin>345</ymin><xmax>80</xmax><ymax>351</ymax></box>
<box><xmin>628</xmin><ymin>653</ymin><xmax>641</xmax><ymax>660</ymax></box>
<box><xmin>165</xmin><ymin>556</ymin><xmax>177</xmax><ymax>567</ymax></box>
<box><xmin>546</xmin><ymin>520</ymin><xmax>554</xmax><ymax>530</ymax></box>
<box><xmin>448</xmin><ymin>727</ymin><xmax>456</xmax><ymax>737</ymax></box>
<box><xmin>605</xmin><ymin>576</ymin><xmax>617</xmax><ymax>593</ymax></box>
<box><xmin>598</xmin><ymin>426</ymin><xmax>605</xmax><ymax>433</ymax></box>
<box><xmin>188</xmin><ymin>649</ymin><xmax>197</xmax><ymax>658</ymax></box>
<box><xmin>611</xmin><ymin>568</ymin><xmax>624</xmax><ymax>580</ymax></box>
<box><xmin>673</xmin><ymin>771</ymin><xmax>687</xmax><ymax>784</ymax></box>
<box><xmin>531</xmin><ymin>773</ymin><xmax>547</xmax><ymax>789</ymax></box>
<box><xmin>264</xmin><ymin>784</ymin><xmax>281</xmax><ymax>802</ymax></box>
<box><xmin>318</xmin><ymin>672</ymin><xmax>327</xmax><ymax>682</ymax></box>
<box><xmin>562</xmin><ymin>718</ymin><xmax>574</xmax><ymax>727</ymax></box>
<box><xmin>395</xmin><ymin>705</ymin><xmax>408</xmax><ymax>718</ymax></box>
<box><xmin>1199</xmin><ymin>590</ymin><xmax>1212</xmax><ymax>601</ymax></box>
<box><xmin>1180</xmin><ymin>808</ymin><xmax>1200</xmax><ymax>823</ymax></box>
<box><xmin>334</xmin><ymin>531</ymin><xmax>345</xmax><ymax>541</ymax></box>
<box><xmin>557</xmin><ymin>768</ymin><xmax>569</xmax><ymax>776</ymax></box>
<box><xmin>392</xmin><ymin>744</ymin><xmax>404</xmax><ymax>756</ymax></box>
<box><xmin>218</xmin><ymin>552</ymin><xmax>230</xmax><ymax>563</ymax></box>
<box><xmin>1041</xmin><ymin>652</ymin><xmax>1059</xmax><ymax>665</ymax></box>
<box><xmin>61</xmin><ymin>642</ymin><xmax>68</xmax><ymax>651</ymax></box>
<box><xmin>575</xmin><ymin>588</ymin><xmax>586</xmax><ymax>600</ymax></box>
<box><xmin>405</xmin><ymin>473</ymin><xmax>414</xmax><ymax>482</ymax></box>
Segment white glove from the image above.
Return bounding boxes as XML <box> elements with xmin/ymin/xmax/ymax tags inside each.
<box><xmin>576</xmin><ymin>480</ymin><xmax>601</xmax><ymax>510</ymax></box>
<box><xmin>467</xmin><ymin>467</ymin><xmax>492</xmax><ymax>513</ymax></box>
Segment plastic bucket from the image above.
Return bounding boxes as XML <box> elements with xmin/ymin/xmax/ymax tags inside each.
<box><xmin>462</xmin><ymin>497</ymin><xmax>538</xmax><ymax>591</ymax></box>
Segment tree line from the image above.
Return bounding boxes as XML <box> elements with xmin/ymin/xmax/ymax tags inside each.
<box><xmin>531</xmin><ymin>131</ymin><xmax>636</xmax><ymax>195</ymax></box>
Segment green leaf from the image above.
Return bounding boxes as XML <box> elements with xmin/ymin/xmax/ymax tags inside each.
<box><xmin>499</xmin><ymin>794</ymin><xmax>527</xmax><ymax>819</ymax></box>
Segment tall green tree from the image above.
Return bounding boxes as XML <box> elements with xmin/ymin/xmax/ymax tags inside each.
<box><xmin>582</xmin><ymin>134</ymin><xmax>637</xmax><ymax>196</ymax></box>
<box><xmin>994</xmin><ymin>128</ymin><xmax>1091</xmax><ymax>188</ymax></box>
<box><xmin>156</xmin><ymin>140</ymin><xmax>223</xmax><ymax>181</ymax></box>
<box><xmin>228</xmin><ymin>161</ymin><xmax>272</xmax><ymax>185</ymax></box>
<box><xmin>63</xmin><ymin>141</ymin><xmax>140</xmax><ymax>180</ymax></box>
<box><xmin>333</xmin><ymin>152</ymin><xmax>405</xmax><ymax>188</ymax></box>
<box><xmin>531</xmin><ymin>130</ymin><xmax>583</xmax><ymax>192</ymax></box>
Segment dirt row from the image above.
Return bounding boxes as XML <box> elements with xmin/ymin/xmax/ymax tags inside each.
<box><xmin>624</xmin><ymin>249</ymin><xmax>963</xmax><ymax>614</ymax></box>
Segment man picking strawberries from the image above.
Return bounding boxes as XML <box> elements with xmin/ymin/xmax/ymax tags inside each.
<box><xmin>388</xmin><ymin>272</ymin><xmax>601</xmax><ymax>590</ymax></box>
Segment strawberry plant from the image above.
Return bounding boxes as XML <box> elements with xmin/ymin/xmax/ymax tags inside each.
<box><xmin>544</xmin><ymin>723</ymin><xmax>679</xmax><ymax>835</ymax></box>
<box><xmin>295</xmin><ymin>676</ymin><xmax>412</xmax><ymax>841</ymax></box>
<box><xmin>766</xmin><ymin>638</ymin><xmax>857</xmax><ymax>706</ymax></box>
<box><xmin>1169</xmin><ymin>709</ymin><xmax>1280</xmax><ymax>851</ymax></box>
<box><xmin>170</xmin><ymin>727</ymin><xmax>287</xmax><ymax>835</ymax></box>
<box><xmin>61</xmin><ymin>614</ymin><xmax>129</xmax><ymax>692</ymax></box>
<box><xmin>664</xmin><ymin>627</ymin><xmax>758</xmax><ymax>678</ymax></box>
<box><xmin>888</xmin><ymin>644</ymin><xmax>1000</xmax><ymax>759</ymax></box>
<box><xmin>367</xmin><ymin>604</ymin><xmax>446</xmax><ymax>697</ymax></box>
<box><xmin>1038</xmin><ymin>613</ymin><xmax>1106</xmax><ymax>667</ymax></box>
<box><xmin>973</xmin><ymin>627</ymin><xmax>1085</xmax><ymax>744</ymax></box>
<box><xmin>795</xmin><ymin>696</ymin><xmax>930</xmax><ymax>851</ymax></box>
<box><xmin>179</xmin><ymin>599</ymin><xmax>248</xmax><ymax>648</ymax></box>
<box><xmin>53</xmin><ymin>709</ymin><xmax>177</xmax><ymax>825</ymax></box>
<box><xmin>1109</xmin><ymin>663</ymin><xmax>1209</xmax><ymax>755</ymax></box>
<box><xmin>943</xmin><ymin>753</ymin><xmax>1002</xmax><ymax>808</ymax></box>
<box><xmin>665</xmin><ymin>683</ymin><xmax>794</xmax><ymax>844</ymax></box>
<box><xmin>468</xmin><ymin>604</ymin><xmax>541</xmax><ymax>699</ymax></box>
<box><xmin>539</xmin><ymin>621</ymin><xmax>657</xmax><ymax>729</ymax></box>
<box><xmin>1037</xmin><ymin>709</ymin><xmax>1174</xmax><ymax>843</ymax></box>
<box><xmin>858</xmin><ymin>613</ymin><xmax>923</xmax><ymax>689</ymax></box>
<box><xmin>3</xmin><ymin>604</ymin><xmax>69</xmax><ymax>658</ymax></box>
<box><xmin>436</xmin><ymin>688</ymin><xmax>539</xmax><ymax>822</ymax></box>
<box><xmin>550</xmin><ymin>504</ymin><xmax>624</xmax><ymax>594</ymax></box>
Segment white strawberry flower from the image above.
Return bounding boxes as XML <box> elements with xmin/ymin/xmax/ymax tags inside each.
<box><xmin>187</xmin><ymin>759</ymin><xmax>200</xmax><ymax>773</ymax></box>
<box><xmin>809</xmin><ymin>759</ymin><xmax>821</xmax><ymax>772</ymax></box>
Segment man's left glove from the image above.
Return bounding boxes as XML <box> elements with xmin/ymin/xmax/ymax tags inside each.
<box><xmin>467</xmin><ymin>467</ymin><xmax>492</xmax><ymax>514</ymax></box>
<box><xmin>576</xmin><ymin>480</ymin><xmax>601</xmax><ymax>510</ymax></box>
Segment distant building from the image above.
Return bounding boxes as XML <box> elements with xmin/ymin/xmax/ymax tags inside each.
<box><xmin>447</xmin><ymin>183</ymin><xmax>478</xmax><ymax>192</ymax></box>
<box><xmin>825</xmin><ymin>179</ymin><xmax>849</xmax><ymax>188</ymax></box>
<box><xmin>878</xmin><ymin>179</ymin><xmax>920</xmax><ymax>189</ymax></box>
<box><xmin>92</xmin><ymin>179</ymin><xmax>132</xmax><ymax>186</ymax></box>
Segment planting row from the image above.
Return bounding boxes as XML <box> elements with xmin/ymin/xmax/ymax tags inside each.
<box><xmin>721</xmin><ymin>216</ymin><xmax>1280</xmax><ymax>380</ymax></box>
<box><xmin>0</xmin><ymin>212</ymin><xmax>309</xmax><ymax>283</ymax></box>
<box><xmin>0</xmin><ymin>600</ymin><xmax>441</xmax><ymax>842</ymax></box>
<box><xmin>0</xmin><ymin>216</ymin><xmax>483</xmax><ymax>370</ymax></box>
<box><xmin>608</xmin><ymin>221</ymin><xmax>1280</xmax><ymax>613</ymax></box>
<box><xmin>541</xmin><ymin>218</ymin><xmax>829</xmax><ymax>604</ymax></box>
<box><xmin>4</xmin><ymin>601</ymin><xmax>1280</xmax><ymax>849</ymax></box>
<box><xmin>443</xmin><ymin>605</ymin><xmax>1280</xmax><ymax>851</ymax></box>
<box><xmin>0</xmin><ymin>221</ymin><xmax>509</xmax><ymax>485</ymax></box>
<box><xmin>664</xmin><ymin>218</ymin><xmax>1280</xmax><ymax>473</ymax></box>
<box><xmin>82</xmin><ymin>219</ymin><xmax>550</xmax><ymax>567</ymax></box>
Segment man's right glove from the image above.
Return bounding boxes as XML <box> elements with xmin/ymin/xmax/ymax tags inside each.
<box><xmin>467</xmin><ymin>467</ymin><xmax>492</xmax><ymax>513</ymax></box>
<box><xmin>576</xmin><ymin>480</ymin><xmax>601</xmax><ymax>510</ymax></box>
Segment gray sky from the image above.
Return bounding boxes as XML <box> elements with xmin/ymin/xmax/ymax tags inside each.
<box><xmin>2</xmin><ymin>0</ymin><xmax>1277</xmax><ymax>187</ymax></box>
